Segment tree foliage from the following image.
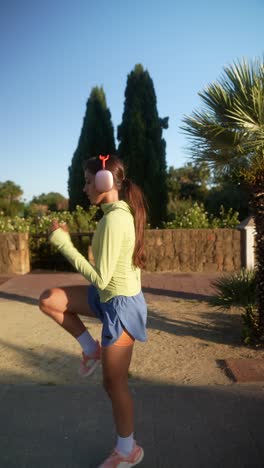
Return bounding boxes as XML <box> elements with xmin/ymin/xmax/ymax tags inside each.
<box><xmin>167</xmin><ymin>162</ymin><xmax>210</xmax><ymax>200</ymax></box>
<box><xmin>30</xmin><ymin>192</ymin><xmax>68</xmax><ymax>212</ymax></box>
<box><xmin>181</xmin><ymin>58</ymin><xmax>264</xmax><ymax>181</ymax></box>
<box><xmin>182</xmin><ymin>57</ymin><xmax>264</xmax><ymax>338</ymax></box>
<box><xmin>118</xmin><ymin>64</ymin><xmax>168</xmax><ymax>227</ymax></box>
<box><xmin>68</xmin><ymin>87</ymin><xmax>116</xmax><ymax>210</ymax></box>
<box><xmin>205</xmin><ymin>179</ymin><xmax>250</xmax><ymax>220</ymax></box>
<box><xmin>166</xmin><ymin>162</ymin><xmax>250</xmax><ymax>222</ymax></box>
<box><xmin>0</xmin><ymin>180</ymin><xmax>24</xmax><ymax>216</ymax></box>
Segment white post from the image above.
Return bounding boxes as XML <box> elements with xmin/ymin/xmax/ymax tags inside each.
<box><xmin>244</xmin><ymin>225</ymin><xmax>256</xmax><ymax>269</ymax></box>
<box><xmin>237</xmin><ymin>217</ymin><xmax>256</xmax><ymax>270</ymax></box>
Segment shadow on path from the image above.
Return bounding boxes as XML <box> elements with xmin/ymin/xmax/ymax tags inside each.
<box><xmin>0</xmin><ymin>379</ymin><xmax>264</xmax><ymax>468</ymax></box>
<box><xmin>147</xmin><ymin>307</ymin><xmax>243</xmax><ymax>346</ymax></box>
<box><xmin>0</xmin><ymin>338</ymin><xmax>100</xmax><ymax>386</ymax></box>
<box><xmin>0</xmin><ymin>292</ymin><xmax>38</xmax><ymax>306</ymax></box>
<box><xmin>0</xmin><ymin>288</ymin><xmax>213</xmax><ymax>304</ymax></box>
<box><xmin>0</xmin><ymin>290</ymin><xmax>243</xmax><ymax>346</ymax></box>
<box><xmin>143</xmin><ymin>286</ymin><xmax>213</xmax><ymax>301</ymax></box>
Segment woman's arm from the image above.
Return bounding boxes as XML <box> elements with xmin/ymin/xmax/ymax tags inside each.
<box><xmin>49</xmin><ymin>216</ymin><xmax>123</xmax><ymax>290</ymax></box>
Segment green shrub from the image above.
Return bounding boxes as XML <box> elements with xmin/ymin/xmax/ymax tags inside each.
<box><xmin>164</xmin><ymin>203</ymin><xmax>239</xmax><ymax>229</ymax></box>
<box><xmin>0</xmin><ymin>214</ymin><xmax>31</xmax><ymax>232</ymax></box>
<box><xmin>211</xmin><ymin>269</ymin><xmax>259</xmax><ymax>345</ymax></box>
<box><xmin>210</xmin><ymin>205</ymin><xmax>240</xmax><ymax>228</ymax></box>
<box><xmin>167</xmin><ymin>198</ymin><xmax>193</xmax><ymax>221</ymax></box>
<box><xmin>0</xmin><ymin>206</ymin><xmax>99</xmax><ymax>270</ymax></box>
<box><xmin>164</xmin><ymin>203</ymin><xmax>209</xmax><ymax>228</ymax></box>
<box><xmin>0</xmin><ymin>205</ymin><xmax>98</xmax><ymax>234</ymax></box>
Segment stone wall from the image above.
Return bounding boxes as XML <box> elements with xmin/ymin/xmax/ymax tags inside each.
<box><xmin>0</xmin><ymin>229</ymin><xmax>242</xmax><ymax>274</ymax></box>
<box><xmin>144</xmin><ymin>229</ymin><xmax>242</xmax><ymax>272</ymax></box>
<box><xmin>0</xmin><ymin>233</ymin><xmax>30</xmax><ymax>274</ymax></box>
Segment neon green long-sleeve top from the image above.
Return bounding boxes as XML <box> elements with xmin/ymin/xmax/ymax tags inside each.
<box><xmin>49</xmin><ymin>200</ymin><xmax>141</xmax><ymax>303</ymax></box>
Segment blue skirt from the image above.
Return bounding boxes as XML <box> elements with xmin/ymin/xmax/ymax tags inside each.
<box><xmin>88</xmin><ymin>285</ymin><xmax>147</xmax><ymax>347</ymax></box>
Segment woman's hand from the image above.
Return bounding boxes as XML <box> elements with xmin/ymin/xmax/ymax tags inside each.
<box><xmin>48</xmin><ymin>219</ymin><xmax>68</xmax><ymax>235</ymax></box>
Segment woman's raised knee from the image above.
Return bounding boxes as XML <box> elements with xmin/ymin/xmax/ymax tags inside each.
<box><xmin>38</xmin><ymin>288</ymin><xmax>59</xmax><ymax>314</ymax></box>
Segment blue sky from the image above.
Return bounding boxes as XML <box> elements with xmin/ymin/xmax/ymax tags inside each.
<box><xmin>0</xmin><ymin>0</ymin><xmax>263</xmax><ymax>202</ymax></box>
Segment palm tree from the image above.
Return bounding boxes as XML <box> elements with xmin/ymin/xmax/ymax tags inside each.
<box><xmin>181</xmin><ymin>57</ymin><xmax>264</xmax><ymax>339</ymax></box>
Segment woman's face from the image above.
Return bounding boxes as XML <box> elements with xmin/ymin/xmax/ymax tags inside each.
<box><xmin>83</xmin><ymin>170</ymin><xmax>105</xmax><ymax>205</ymax></box>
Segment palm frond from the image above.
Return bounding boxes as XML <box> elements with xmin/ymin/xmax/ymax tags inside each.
<box><xmin>181</xmin><ymin>57</ymin><xmax>264</xmax><ymax>176</ymax></box>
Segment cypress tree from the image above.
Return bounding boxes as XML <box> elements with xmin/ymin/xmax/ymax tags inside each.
<box><xmin>117</xmin><ymin>64</ymin><xmax>168</xmax><ymax>227</ymax></box>
<box><xmin>68</xmin><ymin>87</ymin><xmax>116</xmax><ymax>210</ymax></box>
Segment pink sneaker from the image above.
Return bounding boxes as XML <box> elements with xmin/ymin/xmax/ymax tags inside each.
<box><xmin>98</xmin><ymin>442</ymin><xmax>144</xmax><ymax>467</ymax></box>
<box><xmin>78</xmin><ymin>340</ymin><xmax>101</xmax><ymax>377</ymax></box>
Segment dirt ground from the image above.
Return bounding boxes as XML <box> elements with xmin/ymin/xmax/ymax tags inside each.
<box><xmin>1</xmin><ymin>292</ymin><xmax>264</xmax><ymax>387</ymax></box>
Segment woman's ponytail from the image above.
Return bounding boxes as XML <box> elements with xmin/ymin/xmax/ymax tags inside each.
<box><xmin>122</xmin><ymin>179</ymin><xmax>147</xmax><ymax>269</ymax></box>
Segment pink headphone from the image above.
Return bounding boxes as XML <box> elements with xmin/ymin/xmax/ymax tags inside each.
<box><xmin>95</xmin><ymin>155</ymin><xmax>114</xmax><ymax>192</ymax></box>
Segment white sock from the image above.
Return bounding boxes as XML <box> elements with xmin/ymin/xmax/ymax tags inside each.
<box><xmin>116</xmin><ymin>433</ymin><xmax>134</xmax><ymax>456</ymax></box>
<box><xmin>76</xmin><ymin>330</ymin><xmax>98</xmax><ymax>355</ymax></box>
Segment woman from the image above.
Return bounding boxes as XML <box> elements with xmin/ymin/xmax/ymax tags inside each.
<box><xmin>39</xmin><ymin>155</ymin><xmax>147</xmax><ymax>467</ymax></box>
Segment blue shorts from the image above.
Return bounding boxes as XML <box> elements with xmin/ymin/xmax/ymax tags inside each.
<box><xmin>88</xmin><ymin>285</ymin><xmax>147</xmax><ymax>347</ymax></box>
